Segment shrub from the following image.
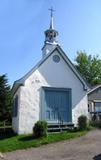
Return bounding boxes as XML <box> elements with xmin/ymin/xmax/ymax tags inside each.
<box><xmin>33</xmin><ymin>121</ymin><xmax>47</xmax><ymax>138</ymax></box>
<box><xmin>89</xmin><ymin>119</ymin><xmax>97</xmax><ymax>127</ymax></box>
<box><xmin>89</xmin><ymin>119</ymin><xmax>101</xmax><ymax>128</ymax></box>
<box><xmin>78</xmin><ymin>115</ymin><xmax>87</xmax><ymax>130</ymax></box>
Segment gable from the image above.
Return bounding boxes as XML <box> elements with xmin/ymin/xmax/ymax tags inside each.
<box><xmin>88</xmin><ymin>86</ymin><xmax>101</xmax><ymax>101</ymax></box>
<box><xmin>35</xmin><ymin>49</ymin><xmax>83</xmax><ymax>89</ymax></box>
<box><xmin>12</xmin><ymin>45</ymin><xmax>88</xmax><ymax>94</ymax></box>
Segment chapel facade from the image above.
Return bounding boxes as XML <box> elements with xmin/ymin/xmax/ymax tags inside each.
<box><xmin>12</xmin><ymin>9</ymin><xmax>89</xmax><ymax>134</ymax></box>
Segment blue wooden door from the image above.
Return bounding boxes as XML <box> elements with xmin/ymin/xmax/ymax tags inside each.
<box><xmin>43</xmin><ymin>88</ymin><xmax>72</xmax><ymax>123</ymax></box>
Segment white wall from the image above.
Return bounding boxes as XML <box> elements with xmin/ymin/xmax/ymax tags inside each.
<box><xmin>15</xmin><ymin>50</ymin><xmax>88</xmax><ymax>134</ymax></box>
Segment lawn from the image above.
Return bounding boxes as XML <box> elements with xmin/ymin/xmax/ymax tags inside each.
<box><xmin>0</xmin><ymin>130</ymin><xmax>87</xmax><ymax>153</ymax></box>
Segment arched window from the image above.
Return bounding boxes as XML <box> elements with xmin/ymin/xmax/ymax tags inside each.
<box><xmin>12</xmin><ymin>95</ymin><xmax>18</xmax><ymax>117</ymax></box>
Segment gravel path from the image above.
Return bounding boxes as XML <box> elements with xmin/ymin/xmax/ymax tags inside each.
<box><xmin>4</xmin><ymin>129</ymin><xmax>101</xmax><ymax>160</ymax></box>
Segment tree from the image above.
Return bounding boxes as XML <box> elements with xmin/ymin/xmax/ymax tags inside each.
<box><xmin>0</xmin><ymin>74</ymin><xmax>12</xmax><ymax>123</ymax></box>
<box><xmin>75</xmin><ymin>51</ymin><xmax>101</xmax><ymax>86</ymax></box>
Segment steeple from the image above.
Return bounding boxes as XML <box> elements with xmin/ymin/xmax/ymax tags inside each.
<box><xmin>42</xmin><ymin>7</ymin><xmax>59</xmax><ymax>58</ymax></box>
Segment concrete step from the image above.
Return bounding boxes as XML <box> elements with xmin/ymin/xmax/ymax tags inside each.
<box><xmin>48</xmin><ymin>123</ymin><xmax>74</xmax><ymax>132</ymax></box>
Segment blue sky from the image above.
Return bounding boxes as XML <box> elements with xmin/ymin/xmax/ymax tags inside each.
<box><xmin>0</xmin><ymin>0</ymin><xmax>101</xmax><ymax>85</ymax></box>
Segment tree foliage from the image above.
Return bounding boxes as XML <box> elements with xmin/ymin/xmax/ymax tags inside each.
<box><xmin>0</xmin><ymin>74</ymin><xmax>12</xmax><ymax>123</ymax></box>
<box><xmin>75</xmin><ymin>51</ymin><xmax>101</xmax><ymax>86</ymax></box>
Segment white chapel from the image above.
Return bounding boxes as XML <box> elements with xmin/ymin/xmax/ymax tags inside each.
<box><xmin>12</xmin><ymin>8</ymin><xmax>89</xmax><ymax>134</ymax></box>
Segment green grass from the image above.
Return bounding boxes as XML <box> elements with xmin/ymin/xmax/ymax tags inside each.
<box><xmin>0</xmin><ymin>130</ymin><xmax>87</xmax><ymax>153</ymax></box>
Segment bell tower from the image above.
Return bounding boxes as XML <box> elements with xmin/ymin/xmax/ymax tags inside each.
<box><xmin>42</xmin><ymin>7</ymin><xmax>59</xmax><ymax>58</ymax></box>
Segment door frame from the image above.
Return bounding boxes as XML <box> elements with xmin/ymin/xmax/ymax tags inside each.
<box><xmin>41</xmin><ymin>86</ymin><xmax>72</xmax><ymax>123</ymax></box>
